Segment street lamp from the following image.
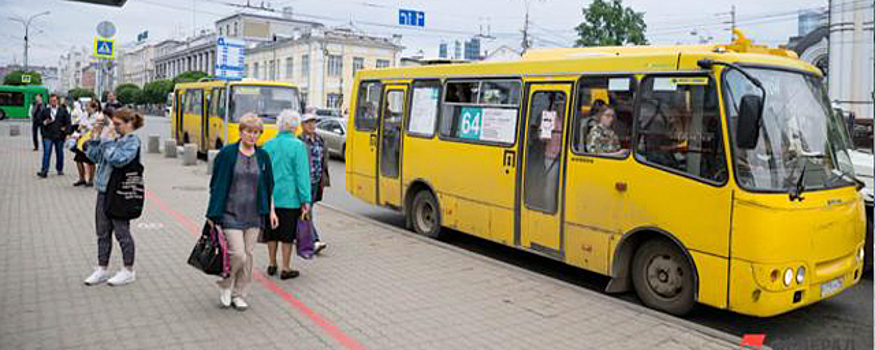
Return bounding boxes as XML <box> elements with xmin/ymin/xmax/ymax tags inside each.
<box><xmin>9</xmin><ymin>11</ymin><xmax>51</xmax><ymax>72</ymax></box>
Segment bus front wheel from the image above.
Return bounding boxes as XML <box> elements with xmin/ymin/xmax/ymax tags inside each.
<box><xmin>0</xmin><ymin>109</ymin><xmax>6</xmax><ymax>120</ymax></box>
<box><xmin>411</xmin><ymin>190</ymin><xmax>441</xmax><ymax>238</ymax></box>
<box><xmin>631</xmin><ymin>239</ymin><xmax>695</xmax><ymax>316</ymax></box>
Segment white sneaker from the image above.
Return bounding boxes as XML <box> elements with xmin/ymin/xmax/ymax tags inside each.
<box><xmin>314</xmin><ymin>241</ymin><xmax>327</xmax><ymax>255</ymax></box>
<box><xmin>219</xmin><ymin>288</ymin><xmax>232</xmax><ymax>308</ymax></box>
<box><xmin>84</xmin><ymin>267</ymin><xmax>111</xmax><ymax>286</ymax></box>
<box><xmin>232</xmin><ymin>296</ymin><xmax>248</xmax><ymax>311</ymax></box>
<box><xmin>107</xmin><ymin>268</ymin><xmax>136</xmax><ymax>286</ymax></box>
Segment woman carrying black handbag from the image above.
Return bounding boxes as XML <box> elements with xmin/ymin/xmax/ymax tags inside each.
<box><xmin>82</xmin><ymin>108</ymin><xmax>144</xmax><ymax>287</ymax></box>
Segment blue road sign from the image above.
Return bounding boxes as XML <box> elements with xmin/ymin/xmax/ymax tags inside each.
<box><xmin>399</xmin><ymin>9</ymin><xmax>425</xmax><ymax>27</ymax></box>
<box><xmin>94</xmin><ymin>37</ymin><xmax>115</xmax><ymax>59</ymax></box>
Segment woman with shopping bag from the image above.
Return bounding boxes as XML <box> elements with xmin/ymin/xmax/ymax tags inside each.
<box><xmin>205</xmin><ymin>113</ymin><xmax>276</xmax><ymax>311</ymax></box>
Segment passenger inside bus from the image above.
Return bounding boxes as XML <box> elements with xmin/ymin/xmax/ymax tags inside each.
<box><xmin>585</xmin><ymin>107</ymin><xmax>628</xmax><ymax>157</ymax></box>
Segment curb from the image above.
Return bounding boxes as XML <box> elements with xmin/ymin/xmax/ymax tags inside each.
<box><xmin>317</xmin><ymin>201</ymin><xmax>748</xmax><ymax>348</ymax></box>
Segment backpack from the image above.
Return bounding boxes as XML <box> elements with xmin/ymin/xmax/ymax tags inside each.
<box><xmin>104</xmin><ymin>149</ymin><xmax>145</xmax><ymax>220</ymax></box>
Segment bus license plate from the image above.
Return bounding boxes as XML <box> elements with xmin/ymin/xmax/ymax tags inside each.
<box><xmin>820</xmin><ymin>278</ymin><xmax>843</xmax><ymax>298</ymax></box>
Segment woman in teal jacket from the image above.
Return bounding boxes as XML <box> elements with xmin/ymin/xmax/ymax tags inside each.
<box><xmin>263</xmin><ymin>110</ymin><xmax>312</xmax><ymax>280</ymax></box>
<box><xmin>206</xmin><ymin>113</ymin><xmax>276</xmax><ymax>310</ymax></box>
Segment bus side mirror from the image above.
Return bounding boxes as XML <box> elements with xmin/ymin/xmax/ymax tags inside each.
<box><xmin>737</xmin><ymin>94</ymin><xmax>763</xmax><ymax>149</ymax></box>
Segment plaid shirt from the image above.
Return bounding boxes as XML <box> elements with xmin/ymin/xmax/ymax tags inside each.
<box><xmin>302</xmin><ymin>133</ymin><xmax>325</xmax><ymax>185</ymax></box>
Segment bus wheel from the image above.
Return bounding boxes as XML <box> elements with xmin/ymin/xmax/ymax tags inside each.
<box><xmin>0</xmin><ymin>109</ymin><xmax>6</xmax><ymax>120</ymax></box>
<box><xmin>411</xmin><ymin>190</ymin><xmax>441</xmax><ymax>238</ymax></box>
<box><xmin>631</xmin><ymin>239</ymin><xmax>695</xmax><ymax>316</ymax></box>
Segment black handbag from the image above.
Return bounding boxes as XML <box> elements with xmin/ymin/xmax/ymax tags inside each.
<box><xmin>187</xmin><ymin>222</ymin><xmax>229</xmax><ymax>277</ymax></box>
<box><xmin>104</xmin><ymin>149</ymin><xmax>145</xmax><ymax>220</ymax></box>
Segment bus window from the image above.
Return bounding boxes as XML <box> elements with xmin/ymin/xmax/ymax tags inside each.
<box><xmin>184</xmin><ymin>89</ymin><xmax>203</xmax><ymax>116</ymax></box>
<box><xmin>0</xmin><ymin>91</ymin><xmax>24</xmax><ymax>107</ymax></box>
<box><xmin>355</xmin><ymin>81</ymin><xmax>382</xmax><ymax>131</ymax></box>
<box><xmin>572</xmin><ymin>76</ymin><xmax>635</xmax><ymax>158</ymax></box>
<box><xmin>635</xmin><ymin>76</ymin><xmax>726</xmax><ymax>183</ymax></box>
<box><xmin>381</xmin><ymin>90</ymin><xmax>405</xmax><ymax>178</ymax></box>
<box><xmin>229</xmin><ymin>85</ymin><xmax>299</xmax><ymax>123</ymax></box>
<box><xmin>525</xmin><ymin>90</ymin><xmax>567</xmax><ymax>213</ymax></box>
<box><xmin>440</xmin><ymin>80</ymin><xmax>520</xmax><ymax>144</ymax></box>
<box><xmin>407</xmin><ymin>80</ymin><xmax>440</xmax><ymax>137</ymax></box>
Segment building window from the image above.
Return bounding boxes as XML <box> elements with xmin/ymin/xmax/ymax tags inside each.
<box><xmin>352</xmin><ymin>57</ymin><xmax>364</xmax><ymax>75</ymax></box>
<box><xmin>219</xmin><ymin>27</ymin><xmax>223</xmax><ymax>36</ymax></box>
<box><xmin>327</xmin><ymin>55</ymin><xmax>343</xmax><ymax>77</ymax></box>
<box><xmin>233</xmin><ymin>22</ymin><xmax>238</xmax><ymax>37</ymax></box>
<box><xmin>302</xmin><ymin>54</ymin><xmax>310</xmax><ymax>78</ymax></box>
<box><xmin>327</xmin><ymin>93</ymin><xmax>342</xmax><ymax>109</ymax></box>
<box><xmin>285</xmin><ymin>57</ymin><xmax>293</xmax><ymax>79</ymax></box>
<box><xmin>253</xmin><ymin>62</ymin><xmax>259</xmax><ymax>79</ymax></box>
<box><xmin>376</xmin><ymin>59</ymin><xmax>391</xmax><ymax>68</ymax></box>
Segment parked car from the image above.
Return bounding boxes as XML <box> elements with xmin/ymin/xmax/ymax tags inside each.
<box><xmin>314</xmin><ymin>108</ymin><xmax>341</xmax><ymax>119</ymax></box>
<box><xmin>314</xmin><ymin>117</ymin><xmax>347</xmax><ymax>160</ymax></box>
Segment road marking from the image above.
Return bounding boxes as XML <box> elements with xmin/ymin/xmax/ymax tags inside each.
<box><xmin>145</xmin><ymin>190</ymin><xmax>369</xmax><ymax>350</ymax></box>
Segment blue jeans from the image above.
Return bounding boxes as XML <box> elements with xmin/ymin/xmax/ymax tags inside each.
<box><xmin>41</xmin><ymin>138</ymin><xmax>64</xmax><ymax>174</ymax></box>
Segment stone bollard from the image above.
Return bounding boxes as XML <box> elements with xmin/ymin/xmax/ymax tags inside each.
<box><xmin>206</xmin><ymin>149</ymin><xmax>220</xmax><ymax>175</ymax></box>
<box><xmin>147</xmin><ymin>134</ymin><xmax>160</xmax><ymax>154</ymax></box>
<box><xmin>164</xmin><ymin>139</ymin><xmax>178</xmax><ymax>158</ymax></box>
<box><xmin>9</xmin><ymin>124</ymin><xmax>21</xmax><ymax>136</ymax></box>
<box><xmin>182</xmin><ymin>143</ymin><xmax>198</xmax><ymax>166</ymax></box>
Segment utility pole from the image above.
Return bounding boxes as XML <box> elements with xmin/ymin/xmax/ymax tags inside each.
<box><xmin>8</xmin><ymin>11</ymin><xmax>50</xmax><ymax>72</ymax></box>
<box><xmin>717</xmin><ymin>5</ymin><xmax>737</xmax><ymax>42</ymax></box>
<box><xmin>521</xmin><ymin>3</ymin><xmax>531</xmax><ymax>54</ymax></box>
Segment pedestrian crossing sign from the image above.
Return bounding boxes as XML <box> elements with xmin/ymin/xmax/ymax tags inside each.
<box><xmin>94</xmin><ymin>37</ymin><xmax>115</xmax><ymax>59</ymax></box>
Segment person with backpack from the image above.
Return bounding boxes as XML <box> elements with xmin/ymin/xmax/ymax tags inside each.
<box><xmin>82</xmin><ymin>108</ymin><xmax>144</xmax><ymax>286</ymax></box>
<box><xmin>263</xmin><ymin>110</ymin><xmax>311</xmax><ymax>280</ymax></box>
<box><xmin>206</xmin><ymin>113</ymin><xmax>276</xmax><ymax>310</ymax></box>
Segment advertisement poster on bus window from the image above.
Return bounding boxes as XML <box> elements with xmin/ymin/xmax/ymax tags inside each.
<box><xmin>409</xmin><ymin>87</ymin><xmax>439</xmax><ymax>135</ymax></box>
<box><xmin>480</xmin><ymin>108</ymin><xmax>516</xmax><ymax>143</ymax></box>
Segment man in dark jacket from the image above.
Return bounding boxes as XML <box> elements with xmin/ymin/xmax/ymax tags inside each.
<box><xmin>37</xmin><ymin>94</ymin><xmax>71</xmax><ymax>178</ymax></box>
<box><xmin>30</xmin><ymin>94</ymin><xmax>44</xmax><ymax>151</ymax></box>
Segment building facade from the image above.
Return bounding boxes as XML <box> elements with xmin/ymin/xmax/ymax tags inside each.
<box><xmin>245</xmin><ymin>27</ymin><xmax>402</xmax><ymax>111</ymax></box>
<box><xmin>153</xmin><ymin>31</ymin><xmax>217</xmax><ymax>80</ymax></box>
<box><xmin>118</xmin><ymin>43</ymin><xmax>156</xmax><ymax>87</ymax></box>
<box><xmin>58</xmin><ymin>47</ymin><xmax>93</xmax><ymax>93</ymax></box>
<box><xmin>828</xmin><ymin>0</ymin><xmax>873</xmax><ymax>121</ymax></box>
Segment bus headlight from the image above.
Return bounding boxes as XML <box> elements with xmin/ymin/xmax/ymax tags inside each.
<box><xmin>796</xmin><ymin>266</ymin><xmax>805</xmax><ymax>284</ymax></box>
<box><xmin>783</xmin><ymin>268</ymin><xmax>794</xmax><ymax>287</ymax></box>
<box><xmin>857</xmin><ymin>247</ymin><xmax>865</xmax><ymax>263</ymax></box>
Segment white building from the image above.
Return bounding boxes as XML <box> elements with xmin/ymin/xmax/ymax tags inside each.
<box><xmin>118</xmin><ymin>43</ymin><xmax>156</xmax><ymax>87</ymax></box>
<box><xmin>215</xmin><ymin>11</ymin><xmax>323</xmax><ymax>44</ymax></box>
<box><xmin>828</xmin><ymin>0</ymin><xmax>873</xmax><ymax>121</ymax></box>
<box><xmin>153</xmin><ymin>31</ymin><xmax>217</xmax><ymax>80</ymax></box>
<box><xmin>245</xmin><ymin>27</ymin><xmax>403</xmax><ymax>111</ymax></box>
<box><xmin>58</xmin><ymin>47</ymin><xmax>94</xmax><ymax>93</ymax></box>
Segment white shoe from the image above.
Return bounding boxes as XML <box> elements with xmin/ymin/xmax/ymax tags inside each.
<box><xmin>219</xmin><ymin>288</ymin><xmax>232</xmax><ymax>308</ymax></box>
<box><xmin>314</xmin><ymin>241</ymin><xmax>327</xmax><ymax>255</ymax></box>
<box><xmin>107</xmin><ymin>268</ymin><xmax>136</xmax><ymax>286</ymax></box>
<box><xmin>232</xmin><ymin>296</ymin><xmax>248</xmax><ymax>311</ymax></box>
<box><xmin>84</xmin><ymin>267</ymin><xmax>111</xmax><ymax>286</ymax></box>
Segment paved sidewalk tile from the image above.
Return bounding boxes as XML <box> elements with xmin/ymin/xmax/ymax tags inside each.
<box><xmin>0</xmin><ymin>128</ymin><xmax>739</xmax><ymax>350</ymax></box>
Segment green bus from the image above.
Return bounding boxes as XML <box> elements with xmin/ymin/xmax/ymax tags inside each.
<box><xmin>0</xmin><ymin>85</ymin><xmax>49</xmax><ymax>120</ymax></box>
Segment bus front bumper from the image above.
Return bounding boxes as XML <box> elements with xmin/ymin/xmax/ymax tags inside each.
<box><xmin>729</xmin><ymin>247</ymin><xmax>864</xmax><ymax>317</ymax></box>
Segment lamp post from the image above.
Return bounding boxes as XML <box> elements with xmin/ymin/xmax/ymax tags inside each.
<box><xmin>9</xmin><ymin>11</ymin><xmax>51</xmax><ymax>72</ymax></box>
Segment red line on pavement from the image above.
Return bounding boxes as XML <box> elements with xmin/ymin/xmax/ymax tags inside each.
<box><xmin>144</xmin><ymin>190</ymin><xmax>369</xmax><ymax>350</ymax></box>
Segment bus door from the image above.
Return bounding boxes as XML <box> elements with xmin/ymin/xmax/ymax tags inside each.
<box><xmin>519</xmin><ymin>82</ymin><xmax>573</xmax><ymax>256</ymax></box>
<box><xmin>174</xmin><ymin>90</ymin><xmax>184</xmax><ymax>143</ymax></box>
<box><xmin>377</xmin><ymin>85</ymin><xmax>408</xmax><ymax>208</ymax></box>
<box><xmin>207</xmin><ymin>87</ymin><xmax>227</xmax><ymax>150</ymax></box>
<box><xmin>349</xmin><ymin>81</ymin><xmax>382</xmax><ymax>204</ymax></box>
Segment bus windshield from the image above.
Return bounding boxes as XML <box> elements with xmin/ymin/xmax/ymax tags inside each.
<box><xmin>229</xmin><ymin>85</ymin><xmax>300</xmax><ymax>123</ymax></box>
<box><xmin>724</xmin><ymin>68</ymin><xmax>856</xmax><ymax>192</ymax></box>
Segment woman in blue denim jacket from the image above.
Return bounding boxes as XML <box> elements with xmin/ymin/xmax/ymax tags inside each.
<box><xmin>82</xmin><ymin>108</ymin><xmax>143</xmax><ymax>287</ymax></box>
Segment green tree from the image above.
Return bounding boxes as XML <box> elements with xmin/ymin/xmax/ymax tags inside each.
<box><xmin>574</xmin><ymin>0</ymin><xmax>648</xmax><ymax>47</ymax></box>
<box><xmin>116</xmin><ymin>84</ymin><xmax>141</xmax><ymax>105</ymax></box>
<box><xmin>133</xmin><ymin>89</ymin><xmax>150</xmax><ymax>105</ymax></box>
<box><xmin>144</xmin><ymin>79</ymin><xmax>174</xmax><ymax>105</ymax></box>
<box><xmin>3</xmin><ymin>70</ymin><xmax>43</xmax><ymax>86</ymax></box>
<box><xmin>173</xmin><ymin>71</ymin><xmax>210</xmax><ymax>85</ymax></box>
<box><xmin>68</xmin><ymin>88</ymin><xmax>96</xmax><ymax>101</ymax></box>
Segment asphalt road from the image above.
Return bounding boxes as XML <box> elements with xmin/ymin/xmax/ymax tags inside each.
<box><xmin>142</xmin><ymin>116</ymin><xmax>873</xmax><ymax>350</ymax></box>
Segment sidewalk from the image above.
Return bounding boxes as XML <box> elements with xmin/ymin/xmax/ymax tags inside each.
<box><xmin>0</xmin><ymin>125</ymin><xmax>741</xmax><ymax>350</ymax></box>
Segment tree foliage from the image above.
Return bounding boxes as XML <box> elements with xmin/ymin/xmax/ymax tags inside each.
<box><xmin>3</xmin><ymin>70</ymin><xmax>43</xmax><ymax>86</ymax></box>
<box><xmin>68</xmin><ymin>88</ymin><xmax>95</xmax><ymax>101</ymax></box>
<box><xmin>144</xmin><ymin>79</ymin><xmax>174</xmax><ymax>105</ymax></box>
<box><xmin>574</xmin><ymin>0</ymin><xmax>648</xmax><ymax>47</ymax></box>
<box><xmin>115</xmin><ymin>84</ymin><xmax>141</xmax><ymax>105</ymax></box>
<box><xmin>173</xmin><ymin>71</ymin><xmax>210</xmax><ymax>85</ymax></box>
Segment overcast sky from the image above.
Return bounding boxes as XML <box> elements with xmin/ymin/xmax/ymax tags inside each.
<box><xmin>0</xmin><ymin>0</ymin><xmax>828</xmax><ymax>68</ymax></box>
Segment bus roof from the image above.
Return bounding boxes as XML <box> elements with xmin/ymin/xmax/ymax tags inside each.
<box><xmin>357</xmin><ymin>30</ymin><xmax>819</xmax><ymax>81</ymax></box>
<box><xmin>174</xmin><ymin>79</ymin><xmax>299</xmax><ymax>90</ymax></box>
<box><xmin>0</xmin><ymin>85</ymin><xmax>49</xmax><ymax>92</ymax></box>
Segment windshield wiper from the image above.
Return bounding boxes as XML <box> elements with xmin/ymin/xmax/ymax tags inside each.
<box><xmin>787</xmin><ymin>151</ymin><xmax>824</xmax><ymax>201</ymax></box>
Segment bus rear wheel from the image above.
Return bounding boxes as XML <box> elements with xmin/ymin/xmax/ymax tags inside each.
<box><xmin>411</xmin><ymin>190</ymin><xmax>441</xmax><ymax>238</ymax></box>
<box><xmin>631</xmin><ymin>239</ymin><xmax>695</xmax><ymax>316</ymax></box>
<box><xmin>0</xmin><ymin>109</ymin><xmax>6</xmax><ymax>120</ymax></box>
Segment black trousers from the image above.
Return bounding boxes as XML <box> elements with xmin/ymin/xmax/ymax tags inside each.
<box><xmin>31</xmin><ymin>123</ymin><xmax>41</xmax><ymax>150</ymax></box>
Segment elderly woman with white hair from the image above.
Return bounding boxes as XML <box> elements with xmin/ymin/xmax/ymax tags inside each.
<box><xmin>205</xmin><ymin>113</ymin><xmax>277</xmax><ymax>310</ymax></box>
<box><xmin>262</xmin><ymin>109</ymin><xmax>312</xmax><ymax>280</ymax></box>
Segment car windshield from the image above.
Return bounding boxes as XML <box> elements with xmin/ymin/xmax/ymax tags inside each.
<box><xmin>230</xmin><ymin>85</ymin><xmax>300</xmax><ymax>123</ymax></box>
<box><xmin>724</xmin><ymin>68</ymin><xmax>856</xmax><ymax>192</ymax></box>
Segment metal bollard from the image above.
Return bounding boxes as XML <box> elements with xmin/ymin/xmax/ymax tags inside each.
<box><xmin>206</xmin><ymin>149</ymin><xmax>220</xmax><ymax>175</ymax></box>
<box><xmin>164</xmin><ymin>139</ymin><xmax>177</xmax><ymax>158</ymax></box>
<box><xmin>182</xmin><ymin>143</ymin><xmax>198</xmax><ymax>166</ymax></box>
<box><xmin>147</xmin><ymin>134</ymin><xmax>160</xmax><ymax>154</ymax></box>
<box><xmin>9</xmin><ymin>124</ymin><xmax>21</xmax><ymax>136</ymax></box>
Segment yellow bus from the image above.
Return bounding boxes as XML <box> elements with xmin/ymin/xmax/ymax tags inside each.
<box><xmin>345</xmin><ymin>32</ymin><xmax>867</xmax><ymax>317</ymax></box>
<box><xmin>172</xmin><ymin>79</ymin><xmax>302</xmax><ymax>152</ymax></box>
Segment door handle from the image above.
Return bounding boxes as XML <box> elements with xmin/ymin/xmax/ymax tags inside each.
<box><xmin>615</xmin><ymin>182</ymin><xmax>628</xmax><ymax>192</ymax></box>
